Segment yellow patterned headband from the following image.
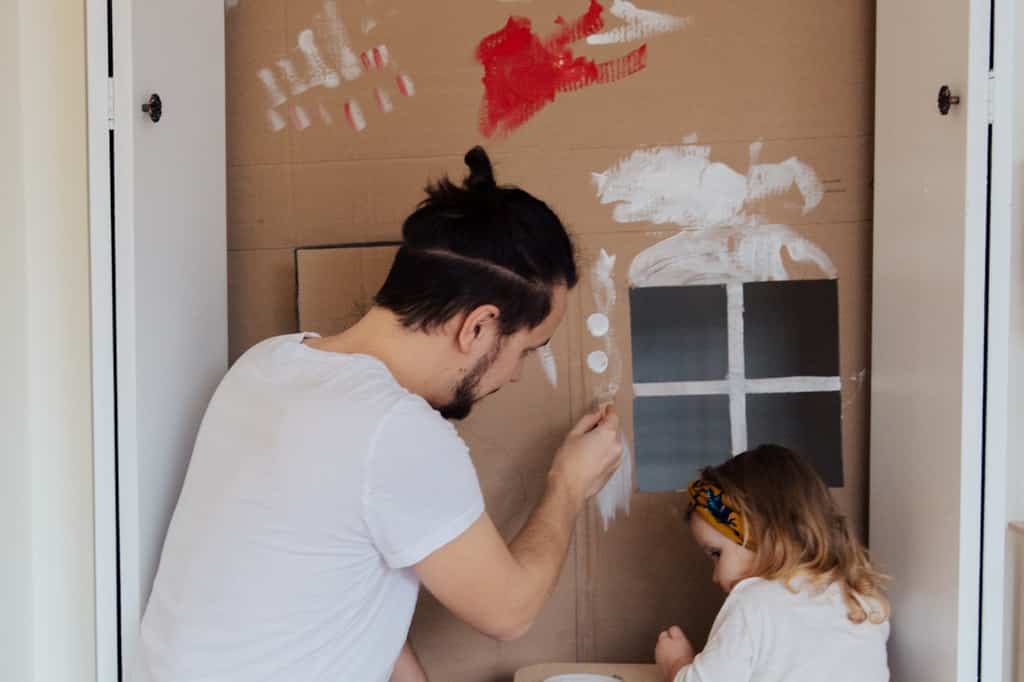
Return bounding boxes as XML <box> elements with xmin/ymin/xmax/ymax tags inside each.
<box><xmin>687</xmin><ymin>479</ymin><xmax>754</xmax><ymax>550</ymax></box>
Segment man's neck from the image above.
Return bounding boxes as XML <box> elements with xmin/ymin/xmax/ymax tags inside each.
<box><xmin>306</xmin><ymin>308</ymin><xmax>454</xmax><ymax>407</ymax></box>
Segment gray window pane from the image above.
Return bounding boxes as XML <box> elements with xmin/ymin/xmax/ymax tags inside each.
<box><xmin>629</xmin><ymin>285</ymin><xmax>729</xmax><ymax>383</ymax></box>
<box><xmin>743</xmin><ymin>280</ymin><xmax>840</xmax><ymax>379</ymax></box>
<box><xmin>635</xmin><ymin>395</ymin><xmax>732</xmax><ymax>492</ymax></box>
<box><xmin>745</xmin><ymin>391</ymin><xmax>843</xmax><ymax>486</ymax></box>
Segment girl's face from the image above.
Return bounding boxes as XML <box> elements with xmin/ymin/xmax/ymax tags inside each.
<box><xmin>689</xmin><ymin>515</ymin><xmax>757</xmax><ymax>592</ymax></box>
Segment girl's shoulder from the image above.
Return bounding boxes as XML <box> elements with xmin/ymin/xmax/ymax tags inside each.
<box><xmin>727</xmin><ymin>576</ymin><xmax>789</xmax><ymax>602</ymax></box>
<box><xmin>726</xmin><ymin>576</ymin><xmax>838</xmax><ymax>612</ymax></box>
<box><xmin>727</xmin><ymin>576</ymin><xmax>890</xmax><ymax>630</ymax></box>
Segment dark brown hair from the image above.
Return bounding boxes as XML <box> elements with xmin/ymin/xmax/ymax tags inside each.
<box><xmin>374</xmin><ymin>146</ymin><xmax>577</xmax><ymax>336</ymax></box>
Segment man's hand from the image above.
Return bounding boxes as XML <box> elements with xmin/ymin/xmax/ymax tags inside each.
<box><xmin>413</xmin><ymin>404</ymin><xmax>624</xmax><ymax>643</ymax></box>
<box><xmin>389</xmin><ymin>642</ymin><xmax>428</xmax><ymax>682</ymax></box>
<box><xmin>655</xmin><ymin>626</ymin><xmax>695</xmax><ymax>682</ymax></box>
<box><xmin>548</xmin><ymin>404</ymin><xmax>624</xmax><ymax>510</ymax></box>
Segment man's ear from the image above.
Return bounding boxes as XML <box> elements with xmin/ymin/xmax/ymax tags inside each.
<box><xmin>455</xmin><ymin>305</ymin><xmax>501</xmax><ymax>354</ymax></box>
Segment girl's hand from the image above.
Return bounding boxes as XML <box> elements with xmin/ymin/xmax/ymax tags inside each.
<box><xmin>655</xmin><ymin>626</ymin><xmax>695</xmax><ymax>682</ymax></box>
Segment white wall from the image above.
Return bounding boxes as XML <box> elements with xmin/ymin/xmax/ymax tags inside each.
<box><xmin>0</xmin><ymin>0</ymin><xmax>34</xmax><ymax>679</ymax></box>
<box><xmin>2</xmin><ymin>0</ymin><xmax>97</xmax><ymax>680</ymax></box>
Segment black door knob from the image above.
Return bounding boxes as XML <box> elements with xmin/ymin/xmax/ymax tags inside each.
<box><xmin>142</xmin><ymin>93</ymin><xmax>163</xmax><ymax>123</ymax></box>
<box><xmin>937</xmin><ymin>85</ymin><xmax>960</xmax><ymax>115</ymax></box>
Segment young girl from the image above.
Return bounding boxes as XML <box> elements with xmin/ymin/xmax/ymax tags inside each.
<box><xmin>655</xmin><ymin>444</ymin><xmax>890</xmax><ymax>682</ymax></box>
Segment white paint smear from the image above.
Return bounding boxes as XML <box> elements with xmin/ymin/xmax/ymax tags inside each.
<box><xmin>267</xmin><ymin>109</ymin><xmax>286</xmax><ymax>132</ymax></box>
<box><xmin>397</xmin><ymin>73</ymin><xmax>416</xmax><ymax>97</ymax></box>
<box><xmin>345</xmin><ymin>99</ymin><xmax>367</xmax><ymax>132</ymax></box>
<box><xmin>588</xmin><ymin>250</ymin><xmax>631</xmax><ymax>529</ymax></box>
<box><xmin>319</xmin><ymin>0</ymin><xmax>363</xmax><ymax>81</ymax></box>
<box><xmin>587</xmin><ymin>313</ymin><xmax>610</xmax><ymax>337</ymax></box>
<box><xmin>375</xmin><ymin>87</ymin><xmax>394</xmax><ymax>113</ymax></box>
<box><xmin>748</xmin><ymin>157</ymin><xmax>823</xmax><ymax>213</ymax></box>
<box><xmin>318</xmin><ymin>102</ymin><xmax>334</xmax><ymax>125</ymax></box>
<box><xmin>297</xmin><ymin>29</ymin><xmax>341</xmax><ymax>89</ymax></box>
<box><xmin>628</xmin><ymin>225</ymin><xmax>836</xmax><ymax>288</ymax></box>
<box><xmin>292</xmin><ymin>105</ymin><xmax>311</xmax><ymax>130</ymax></box>
<box><xmin>258</xmin><ymin>68</ymin><xmax>287</xmax><ymax>107</ymax></box>
<box><xmin>593</xmin><ymin>141</ymin><xmax>825</xmax><ymax>230</ymax></box>
<box><xmin>276</xmin><ymin>58</ymin><xmax>307</xmax><ymax>96</ymax></box>
<box><xmin>726</xmin><ymin>282</ymin><xmax>747</xmax><ymax>454</ymax></box>
<box><xmin>589</xmin><ymin>249</ymin><xmax>622</xmax><ymax>396</ymax></box>
<box><xmin>634</xmin><ymin>376</ymin><xmax>841</xmax><ymax>397</ymax></box>
<box><xmin>591</xmin><ymin>249</ymin><xmax>617</xmax><ymax>311</ymax></box>
<box><xmin>538</xmin><ymin>343</ymin><xmax>558</xmax><ymax>388</ymax></box>
<box><xmin>361</xmin><ymin>17</ymin><xmax>378</xmax><ymax>34</ymax></box>
<box><xmin>595</xmin><ymin>433</ymin><xmax>632</xmax><ymax>531</ymax></box>
<box><xmin>587</xmin><ymin>0</ymin><xmax>689</xmax><ymax>46</ymax></box>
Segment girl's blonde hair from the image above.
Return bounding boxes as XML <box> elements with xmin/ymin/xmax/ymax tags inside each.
<box><xmin>697</xmin><ymin>444</ymin><xmax>890</xmax><ymax>624</ymax></box>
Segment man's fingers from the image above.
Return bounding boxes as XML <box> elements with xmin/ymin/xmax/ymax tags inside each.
<box><xmin>669</xmin><ymin>625</ymin><xmax>684</xmax><ymax>639</ymax></box>
<box><xmin>570</xmin><ymin>404</ymin><xmax>609</xmax><ymax>436</ymax></box>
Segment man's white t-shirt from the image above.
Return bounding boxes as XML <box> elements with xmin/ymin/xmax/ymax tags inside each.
<box><xmin>137</xmin><ymin>333</ymin><xmax>485</xmax><ymax>682</ymax></box>
<box><xmin>675</xmin><ymin>577</ymin><xmax>890</xmax><ymax>682</ymax></box>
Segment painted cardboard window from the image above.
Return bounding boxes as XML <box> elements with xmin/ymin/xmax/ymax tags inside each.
<box><xmin>630</xmin><ymin>279</ymin><xmax>843</xmax><ymax>491</ymax></box>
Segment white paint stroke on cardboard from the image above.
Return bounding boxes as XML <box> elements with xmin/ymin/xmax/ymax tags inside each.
<box><xmin>318</xmin><ymin>0</ymin><xmax>364</xmax><ymax>81</ymax></box>
<box><xmin>628</xmin><ymin>225</ymin><xmax>836</xmax><ymax>287</ymax></box>
<box><xmin>589</xmin><ymin>249</ymin><xmax>622</xmax><ymax>397</ymax></box>
<box><xmin>257</xmin><ymin>0</ymin><xmax>415</xmax><ymax>132</ymax></box>
<box><xmin>593</xmin><ymin>138</ymin><xmax>824</xmax><ymax>230</ymax></box>
<box><xmin>538</xmin><ymin>343</ymin><xmax>558</xmax><ymax>388</ymax></box>
<box><xmin>594</xmin><ymin>139</ymin><xmax>836</xmax><ymax>477</ymax></box>
<box><xmin>593</xmin><ymin>136</ymin><xmax>834</xmax><ymax>287</ymax></box>
<box><xmin>589</xmin><ymin>249</ymin><xmax>631</xmax><ymax>530</ymax></box>
<box><xmin>587</xmin><ymin>0</ymin><xmax>690</xmax><ymax>46</ymax></box>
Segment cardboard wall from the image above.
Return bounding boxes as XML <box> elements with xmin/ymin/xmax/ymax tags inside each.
<box><xmin>228</xmin><ymin>1</ymin><xmax>874</xmax><ymax>679</ymax></box>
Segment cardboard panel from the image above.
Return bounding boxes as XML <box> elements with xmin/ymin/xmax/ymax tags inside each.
<box><xmin>228</xmin><ymin>249</ymin><xmax>298</xmax><ymax>362</ymax></box>
<box><xmin>227</xmin><ymin>138</ymin><xmax>873</xmax><ymax>250</ymax></box>
<box><xmin>570</xmin><ymin>220</ymin><xmax>870</xmax><ymax>658</ymax></box>
<box><xmin>226</xmin><ymin>0</ymin><xmax>873</xmax><ymax>166</ymax></box>
<box><xmin>295</xmin><ymin>245</ymin><xmax>399</xmax><ymax>332</ymax></box>
<box><xmin>295</xmin><ymin>246</ymin><xmax>579</xmax><ymax>682</ymax></box>
<box><xmin>228</xmin><ymin>0</ymin><xmax>875</xmax><ymax>674</ymax></box>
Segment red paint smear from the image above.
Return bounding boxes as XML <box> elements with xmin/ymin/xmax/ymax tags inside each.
<box><xmin>475</xmin><ymin>0</ymin><xmax>648</xmax><ymax>137</ymax></box>
<box><xmin>344</xmin><ymin>100</ymin><xmax>365</xmax><ymax>131</ymax></box>
<box><xmin>375</xmin><ymin>87</ymin><xmax>391</xmax><ymax>112</ymax></box>
<box><xmin>373</xmin><ymin>46</ymin><xmax>387</xmax><ymax>69</ymax></box>
<box><xmin>396</xmin><ymin>73</ymin><xmax>414</xmax><ymax>97</ymax></box>
<box><xmin>360</xmin><ymin>51</ymin><xmax>373</xmax><ymax>70</ymax></box>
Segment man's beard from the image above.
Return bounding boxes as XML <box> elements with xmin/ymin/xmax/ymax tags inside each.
<box><xmin>438</xmin><ymin>341</ymin><xmax>501</xmax><ymax>421</ymax></box>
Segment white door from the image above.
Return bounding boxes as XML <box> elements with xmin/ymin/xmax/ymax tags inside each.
<box><xmin>870</xmin><ymin>0</ymin><xmax>992</xmax><ymax>680</ymax></box>
<box><xmin>107</xmin><ymin>0</ymin><xmax>227</xmax><ymax>676</ymax></box>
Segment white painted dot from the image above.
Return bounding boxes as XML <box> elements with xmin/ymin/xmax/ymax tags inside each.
<box><xmin>587</xmin><ymin>313</ymin><xmax>610</xmax><ymax>338</ymax></box>
<box><xmin>587</xmin><ymin>350</ymin><xmax>609</xmax><ymax>374</ymax></box>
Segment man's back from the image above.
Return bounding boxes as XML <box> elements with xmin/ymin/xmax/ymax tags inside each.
<box><xmin>137</xmin><ymin>333</ymin><xmax>484</xmax><ymax>682</ymax></box>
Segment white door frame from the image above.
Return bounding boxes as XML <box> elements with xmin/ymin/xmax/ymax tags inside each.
<box><xmin>85</xmin><ymin>0</ymin><xmax>119</xmax><ymax>678</ymax></box>
<box><xmin>981</xmin><ymin>0</ymin><xmax>1021</xmax><ymax>679</ymax></box>
<box><xmin>86</xmin><ymin>0</ymin><xmax>1017</xmax><ymax>680</ymax></box>
<box><xmin>88</xmin><ymin>0</ymin><xmax>228</xmax><ymax>677</ymax></box>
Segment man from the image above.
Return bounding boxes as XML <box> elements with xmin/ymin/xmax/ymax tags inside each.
<box><xmin>138</xmin><ymin>147</ymin><xmax>623</xmax><ymax>681</ymax></box>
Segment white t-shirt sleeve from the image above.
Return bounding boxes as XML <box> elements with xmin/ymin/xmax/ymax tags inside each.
<box><xmin>675</xmin><ymin>591</ymin><xmax>757</xmax><ymax>682</ymax></box>
<box><xmin>365</xmin><ymin>398</ymin><xmax>485</xmax><ymax>569</ymax></box>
